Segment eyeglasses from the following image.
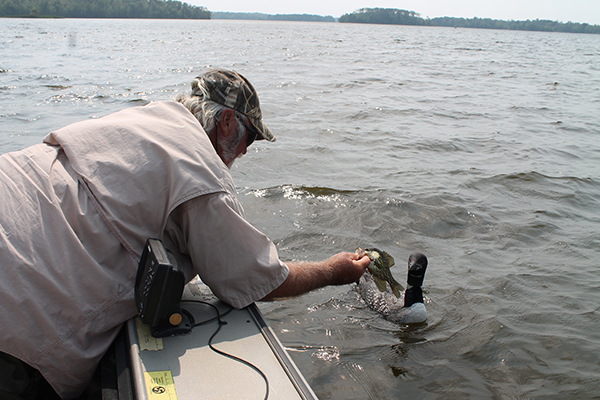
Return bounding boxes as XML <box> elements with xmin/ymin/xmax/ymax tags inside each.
<box><xmin>240</xmin><ymin>119</ymin><xmax>259</xmax><ymax>147</ymax></box>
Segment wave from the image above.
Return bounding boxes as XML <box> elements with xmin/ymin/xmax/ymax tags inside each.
<box><xmin>465</xmin><ymin>171</ymin><xmax>598</xmax><ymax>194</ymax></box>
<box><xmin>248</xmin><ymin>184</ymin><xmax>360</xmax><ymax>201</ymax></box>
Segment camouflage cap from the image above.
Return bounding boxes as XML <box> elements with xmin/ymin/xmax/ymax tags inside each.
<box><xmin>192</xmin><ymin>69</ymin><xmax>275</xmax><ymax>142</ymax></box>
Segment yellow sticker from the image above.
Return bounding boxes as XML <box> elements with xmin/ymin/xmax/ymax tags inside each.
<box><xmin>144</xmin><ymin>370</ymin><xmax>178</xmax><ymax>399</ymax></box>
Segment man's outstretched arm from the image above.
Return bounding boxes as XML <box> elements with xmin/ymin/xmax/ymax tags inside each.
<box><xmin>262</xmin><ymin>252</ymin><xmax>371</xmax><ymax>301</ymax></box>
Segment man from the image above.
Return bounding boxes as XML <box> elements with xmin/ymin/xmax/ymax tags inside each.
<box><xmin>0</xmin><ymin>69</ymin><xmax>370</xmax><ymax>399</ymax></box>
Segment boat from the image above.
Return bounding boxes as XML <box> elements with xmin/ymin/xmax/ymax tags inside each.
<box><xmin>93</xmin><ymin>278</ymin><xmax>318</xmax><ymax>400</ymax></box>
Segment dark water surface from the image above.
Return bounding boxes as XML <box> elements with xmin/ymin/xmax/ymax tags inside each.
<box><xmin>1</xmin><ymin>19</ymin><xmax>599</xmax><ymax>399</ymax></box>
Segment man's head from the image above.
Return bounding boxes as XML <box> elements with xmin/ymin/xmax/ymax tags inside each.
<box><xmin>177</xmin><ymin>69</ymin><xmax>274</xmax><ymax>168</ymax></box>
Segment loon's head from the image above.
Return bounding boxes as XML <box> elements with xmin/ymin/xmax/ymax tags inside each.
<box><xmin>407</xmin><ymin>252</ymin><xmax>427</xmax><ymax>287</ymax></box>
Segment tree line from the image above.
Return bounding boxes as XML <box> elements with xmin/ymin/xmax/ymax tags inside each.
<box><xmin>2</xmin><ymin>2</ymin><xmax>598</xmax><ymax>33</ymax></box>
<box><xmin>339</xmin><ymin>8</ymin><xmax>426</xmax><ymax>26</ymax></box>
<box><xmin>0</xmin><ymin>0</ymin><xmax>211</xmax><ymax>19</ymax></box>
<box><xmin>339</xmin><ymin>8</ymin><xmax>600</xmax><ymax>34</ymax></box>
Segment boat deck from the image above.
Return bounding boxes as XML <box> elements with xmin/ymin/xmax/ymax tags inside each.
<box><xmin>126</xmin><ymin>279</ymin><xmax>317</xmax><ymax>400</ymax></box>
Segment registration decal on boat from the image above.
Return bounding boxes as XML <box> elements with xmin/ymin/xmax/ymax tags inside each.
<box><xmin>144</xmin><ymin>370</ymin><xmax>178</xmax><ymax>399</ymax></box>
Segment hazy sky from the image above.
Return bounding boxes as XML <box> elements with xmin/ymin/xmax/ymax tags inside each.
<box><xmin>189</xmin><ymin>0</ymin><xmax>600</xmax><ymax>25</ymax></box>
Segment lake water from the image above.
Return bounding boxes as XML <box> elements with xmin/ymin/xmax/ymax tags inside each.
<box><xmin>1</xmin><ymin>18</ymin><xmax>599</xmax><ymax>399</ymax></box>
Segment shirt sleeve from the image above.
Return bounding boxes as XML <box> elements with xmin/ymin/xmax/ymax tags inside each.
<box><xmin>167</xmin><ymin>193</ymin><xmax>289</xmax><ymax>309</ymax></box>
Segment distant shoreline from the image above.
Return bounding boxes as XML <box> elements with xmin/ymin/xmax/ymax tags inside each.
<box><xmin>2</xmin><ymin>5</ymin><xmax>598</xmax><ymax>34</ymax></box>
<box><xmin>1</xmin><ymin>15</ymin><xmax>64</xmax><ymax>18</ymax></box>
<box><xmin>211</xmin><ymin>11</ymin><xmax>335</xmax><ymax>22</ymax></box>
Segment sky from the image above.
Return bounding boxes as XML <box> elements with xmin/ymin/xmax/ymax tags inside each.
<box><xmin>188</xmin><ymin>0</ymin><xmax>600</xmax><ymax>25</ymax></box>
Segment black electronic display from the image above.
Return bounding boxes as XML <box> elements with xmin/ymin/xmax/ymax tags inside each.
<box><xmin>135</xmin><ymin>238</ymin><xmax>193</xmax><ymax>337</ymax></box>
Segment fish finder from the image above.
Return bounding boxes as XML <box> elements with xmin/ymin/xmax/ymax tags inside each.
<box><xmin>135</xmin><ymin>238</ymin><xmax>193</xmax><ymax>337</ymax></box>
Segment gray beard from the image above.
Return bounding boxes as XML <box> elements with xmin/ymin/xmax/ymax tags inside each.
<box><xmin>227</xmin><ymin>154</ymin><xmax>244</xmax><ymax>169</ymax></box>
<box><xmin>221</xmin><ymin>127</ymin><xmax>245</xmax><ymax>169</ymax></box>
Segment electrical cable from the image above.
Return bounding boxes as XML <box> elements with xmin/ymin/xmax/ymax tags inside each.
<box><xmin>180</xmin><ymin>300</ymin><xmax>269</xmax><ymax>400</ymax></box>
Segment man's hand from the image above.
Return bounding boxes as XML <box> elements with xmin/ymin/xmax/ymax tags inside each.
<box><xmin>262</xmin><ymin>252</ymin><xmax>371</xmax><ymax>301</ymax></box>
<box><xmin>325</xmin><ymin>251</ymin><xmax>371</xmax><ymax>285</ymax></box>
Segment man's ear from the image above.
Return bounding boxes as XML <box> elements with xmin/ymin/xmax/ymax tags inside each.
<box><xmin>217</xmin><ymin>108</ymin><xmax>237</xmax><ymax>138</ymax></box>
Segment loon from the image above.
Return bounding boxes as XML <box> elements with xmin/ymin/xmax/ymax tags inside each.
<box><xmin>357</xmin><ymin>252</ymin><xmax>428</xmax><ymax>324</ymax></box>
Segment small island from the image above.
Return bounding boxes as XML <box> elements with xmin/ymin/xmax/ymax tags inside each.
<box><xmin>339</xmin><ymin>8</ymin><xmax>600</xmax><ymax>34</ymax></box>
